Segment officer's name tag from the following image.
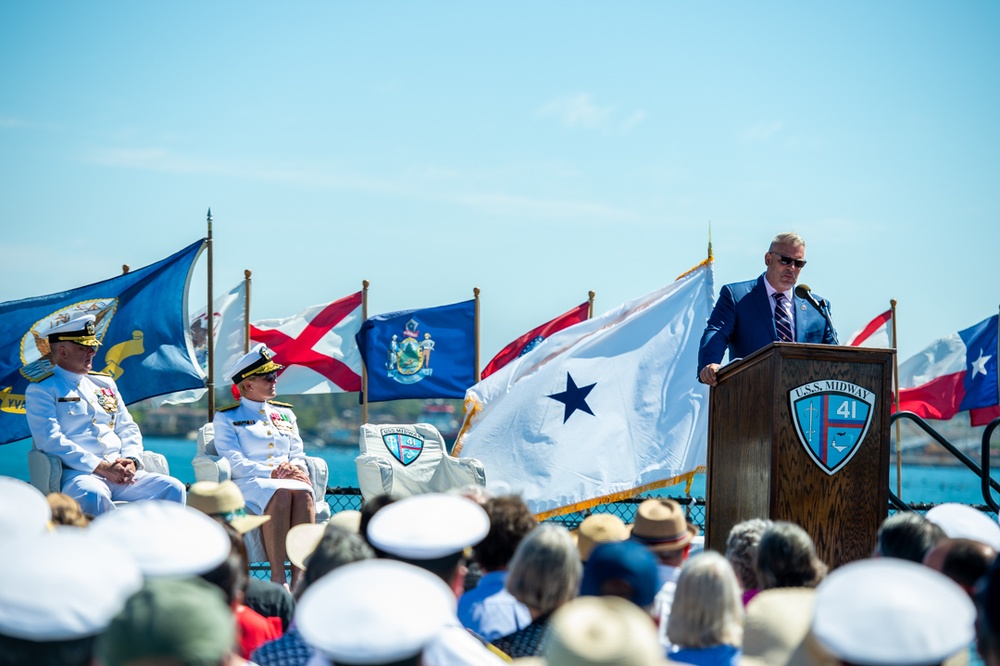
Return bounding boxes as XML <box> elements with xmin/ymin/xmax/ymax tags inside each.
<box><xmin>58</xmin><ymin>397</ymin><xmax>81</xmax><ymax>402</ymax></box>
<box><xmin>232</xmin><ymin>420</ymin><xmax>256</xmax><ymax>426</ymax></box>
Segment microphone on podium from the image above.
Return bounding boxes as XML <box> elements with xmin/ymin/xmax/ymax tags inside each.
<box><xmin>794</xmin><ymin>284</ymin><xmax>839</xmax><ymax>345</ymax></box>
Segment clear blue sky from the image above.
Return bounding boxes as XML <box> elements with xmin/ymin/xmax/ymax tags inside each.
<box><xmin>2</xmin><ymin>2</ymin><xmax>998</xmax><ymax>364</ymax></box>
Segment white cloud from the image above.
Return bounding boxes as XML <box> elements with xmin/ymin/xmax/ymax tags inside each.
<box><xmin>537</xmin><ymin>93</ymin><xmax>613</xmax><ymax>129</ymax></box>
<box><xmin>622</xmin><ymin>110</ymin><xmax>647</xmax><ymax>132</ymax></box>
<box><xmin>743</xmin><ymin>121</ymin><xmax>784</xmax><ymax>142</ymax></box>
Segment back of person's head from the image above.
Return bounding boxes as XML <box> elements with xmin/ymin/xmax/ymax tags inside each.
<box><xmin>505</xmin><ymin>524</ymin><xmax>581</xmax><ymax>616</ymax></box>
<box><xmin>875</xmin><ymin>511</ymin><xmax>945</xmax><ymax>562</ymax></box>
<box><xmin>756</xmin><ymin>521</ymin><xmax>827</xmax><ymax>590</ymax></box>
<box><xmin>359</xmin><ymin>494</ymin><xmax>398</xmax><ymax>548</ymax></box>
<box><xmin>299</xmin><ymin>525</ymin><xmax>375</xmax><ymax>598</ymax></box>
<box><xmin>725</xmin><ymin>518</ymin><xmax>772</xmax><ymax>590</ymax></box>
<box><xmin>474</xmin><ymin>495</ymin><xmax>536</xmax><ymax>572</ymax></box>
<box><xmin>667</xmin><ymin>551</ymin><xmax>744</xmax><ymax>650</ymax></box>
<box><xmin>0</xmin><ymin>635</ymin><xmax>95</xmax><ymax>666</ymax></box>
<box><xmin>199</xmin><ymin>523</ymin><xmax>248</xmax><ymax>607</ymax></box>
<box><xmin>46</xmin><ymin>492</ymin><xmax>90</xmax><ymax>528</ymax></box>
<box><xmin>925</xmin><ymin>538</ymin><xmax>997</xmax><ymax>593</ymax></box>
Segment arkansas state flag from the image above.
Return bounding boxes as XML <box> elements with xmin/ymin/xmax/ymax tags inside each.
<box><xmin>249</xmin><ymin>292</ymin><xmax>363</xmax><ymax>394</ymax></box>
<box><xmin>0</xmin><ymin>240</ymin><xmax>206</xmax><ymax>445</ymax></box>
<box><xmin>897</xmin><ymin>314</ymin><xmax>999</xmax><ymax>426</ymax></box>
<box><xmin>848</xmin><ymin>309</ymin><xmax>893</xmax><ymax>348</ymax></box>
<box><xmin>481</xmin><ymin>302</ymin><xmax>590</xmax><ymax>379</ymax></box>
<box><xmin>357</xmin><ymin>300</ymin><xmax>476</xmax><ymax>402</ymax></box>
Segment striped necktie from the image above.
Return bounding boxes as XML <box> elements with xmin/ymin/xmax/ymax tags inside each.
<box><xmin>774</xmin><ymin>292</ymin><xmax>794</xmax><ymax>342</ymax></box>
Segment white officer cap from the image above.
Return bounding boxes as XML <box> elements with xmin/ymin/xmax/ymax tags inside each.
<box><xmin>366</xmin><ymin>493</ymin><xmax>490</xmax><ymax>560</ymax></box>
<box><xmin>228</xmin><ymin>342</ymin><xmax>283</xmax><ymax>384</ymax></box>
<box><xmin>811</xmin><ymin>558</ymin><xmax>975</xmax><ymax>666</ymax></box>
<box><xmin>0</xmin><ymin>531</ymin><xmax>142</xmax><ymax>640</ymax></box>
<box><xmin>925</xmin><ymin>502</ymin><xmax>1000</xmax><ymax>550</ymax></box>
<box><xmin>47</xmin><ymin>314</ymin><xmax>101</xmax><ymax>347</ymax></box>
<box><xmin>296</xmin><ymin>559</ymin><xmax>455</xmax><ymax>665</ymax></box>
<box><xmin>0</xmin><ymin>476</ymin><xmax>51</xmax><ymax>537</ymax></box>
<box><xmin>90</xmin><ymin>500</ymin><xmax>231</xmax><ymax>577</ymax></box>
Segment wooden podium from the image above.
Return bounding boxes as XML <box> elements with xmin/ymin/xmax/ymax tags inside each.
<box><xmin>705</xmin><ymin>343</ymin><xmax>894</xmax><ymax>569</ymax></box>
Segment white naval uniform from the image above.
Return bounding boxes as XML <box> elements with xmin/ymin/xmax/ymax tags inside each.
<box><xmin>25</xmin><ymin>365</ymin><xmax>185</xmax><ymax>516</ymax></box>
<box><xmin>212</xmin><ymin>397</ymin><xmax>312</xmax><ymax>515</ymax></box>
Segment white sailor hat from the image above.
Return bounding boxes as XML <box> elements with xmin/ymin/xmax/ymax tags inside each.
<box><xmin>228</xmin><ymin>342</ymin><xmax>283</xmax><ymax>384</ymax></box>
<box><xmin>90</xmin><ymin>500</ymin><xmax>231</xmax><ymax>577</ymax></box>
<box><xmin>811</xmin><ymin>558</ymin><xmax>975</xmax><ymax>666</ymax></box>
<box><xmin>0</xmin><ymin>532</ymin><xmax>142</xmax><ymax>640</ymax></box>
<box><xmin>296</xmin><ymin>559</ymin><xmax>455</xmax><ymax>665</ymax></box>
<box><xmin>925</xmin><ymin>503</ymin><xmax>1000</xmax><ymax>550</ymax></box>
<box><xmin>47</xmin><ymin>314</ymin><xmax>101</xmax><ymax>347</ymax></box>
<box><xmin>0</xmin><ymin>476</ymin><xmax>51</xmax><ymax>537</ymax></box>
<box><xmin>366</xmin><ymin>493</ymin><xmax>490</xmax><ymax>560</ymax></box>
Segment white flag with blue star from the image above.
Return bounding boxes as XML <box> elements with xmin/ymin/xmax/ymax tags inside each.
<box><xmin>454</xmin><ymin>259</ymin><xmax>714</xmax><ymax>518</ymax></box>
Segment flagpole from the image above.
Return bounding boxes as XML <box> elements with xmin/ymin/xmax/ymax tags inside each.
<box><xmin>891</xmin><ymin>299</ymin><xmax>901</xmax><ymax>498</ymax></box>
<box><xmin>588</xmin><ymin>291</ymin><xmax>595</xmax><ymax>319</ymax></box>
<box><xmin>361</xmin><ymin>280</ymin><xmax>369</xmax><ymax>424</ymax></box>
<box><xmin>206</xmin><ymin>209</ymin><xmax>215</xmax><ymax>419</ymax></box>
<box><xmin>243</xmin><ymin>270</ymin><xmax>252</xmax><ymax>353</ymax></box>
<box><xmin>474</xmin><ymin>287</ymin><xmax>481</xmax><ymax>381</ymax></box>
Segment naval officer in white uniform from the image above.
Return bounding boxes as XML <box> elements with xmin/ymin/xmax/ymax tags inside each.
<box><xmin>213</xmin><ymin>343</ymin><xmax>315</xmax><ymax>587</ymax></box>
<box><xmin>25</xmin><ymin>315</ymin><xmax>186</xmax><ymax>516</ymax></box>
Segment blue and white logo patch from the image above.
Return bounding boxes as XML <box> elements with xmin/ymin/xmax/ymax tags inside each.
<box><xmin>381</xmin><ymin>428</ymin><xmax>425</xmax><ymax>466</ymax></box>
<box><xmin>789</xmin><ymin>380</ymin><xmax>875</xmax><ymax>475</ymax></box>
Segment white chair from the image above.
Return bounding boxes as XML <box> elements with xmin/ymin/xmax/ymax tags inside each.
<box><xmin>27</xmin><ymin>445</ymin><xmax>170</xmax><ymax>497</ymax></box>
<box><xmin>356</xmin><ymin>422</ymin><xmax>486</xmax><ymax>503</ymax></box>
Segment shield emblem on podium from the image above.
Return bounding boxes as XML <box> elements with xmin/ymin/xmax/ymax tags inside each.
<box><xmin>382</xmin><ymin>431</ymin><xmax>425</xmax><ymax>466</ymax></box>
<box><xmin>789</xmin><ymin>381</ymin><xmax>875</xmax><ymax>475</ymax></box>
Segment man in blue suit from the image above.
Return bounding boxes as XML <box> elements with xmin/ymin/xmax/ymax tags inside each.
<box><xmin>698</xmin><ymin>232</ymin><xmax>838</xmax><ymax>386</ymax></box>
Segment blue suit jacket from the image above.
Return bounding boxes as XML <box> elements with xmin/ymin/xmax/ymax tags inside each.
<box><xmin>698</xmin><ymin>274</ymin><xmax>838</xmax><ymax>372</ymax></box>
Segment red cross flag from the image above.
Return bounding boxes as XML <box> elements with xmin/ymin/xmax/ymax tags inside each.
<box><xmin>249</xmin><ymin>291</ymin><xmax>363</xmax><ymax>394</ymax></box>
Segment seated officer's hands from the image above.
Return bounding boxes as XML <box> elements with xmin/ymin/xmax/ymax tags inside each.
<box><xmin>273</xmin><ymin>461</ymin><xmax>310</xmax><ymax>485</ymax></box>
<box><xmin>94</xmin><ymin>459</ymin><xmax>136</xmax><ymax>485</ymax></box>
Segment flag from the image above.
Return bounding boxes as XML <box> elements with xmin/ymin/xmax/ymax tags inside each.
<box><xmin>248</xmin><ymin>291</ymin><xmax>363</xmax><ymax>394</ymax></box>
<box><xmin>152</xmin><ymin>280</ymin><xmax>247</xmax><ymax>406</ymax></box>
<box><xmin>0</xmin><ymin>240</ymin><xmax>206</xmax><ymax>445</ymax></box>
<box><xmin>357</xmin><ymin>300</ymin><xmax>476</xmax><ymax>402</ymax></box>
<box><xmin>453</xmin><ymin>260</ymin><xmax>713</xmax><ymax>518</ymax></box>
<box><xmin>481</xmin><ymin>301</ymin><xmax>590</xmax><ymax>379</ymax></box>
<box><xmin>847</xmin><ymin>309</ymin><xmax>893</xmax><ymax>348</ymax></box>
<box><xmin>897</xmin><ymin>314</ymin><xmax>999</xmax><ymax>426</ymax></box>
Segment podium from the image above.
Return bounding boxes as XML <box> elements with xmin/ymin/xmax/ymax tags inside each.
<box><xmin>705</xmin><ymin>343</ymin><xmax>894</xmax><ymax>569</ymax></box>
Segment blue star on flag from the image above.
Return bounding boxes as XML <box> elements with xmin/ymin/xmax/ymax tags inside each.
<box><xmin>548</xmin><ymin>372</ymin><xmax>596</xmax><ymax>423</ymax></box>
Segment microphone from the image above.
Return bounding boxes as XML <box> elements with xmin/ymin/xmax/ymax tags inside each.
<box><xmin>794</xmin><ymin>284</ymin><xmax>839</xmax><ymax>345</ymax></box>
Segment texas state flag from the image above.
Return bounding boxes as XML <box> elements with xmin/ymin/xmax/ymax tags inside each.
<box><xmin>897</xmin><ymin>314</ymin><xmax>999</xmax><ymax>426</ymax></box>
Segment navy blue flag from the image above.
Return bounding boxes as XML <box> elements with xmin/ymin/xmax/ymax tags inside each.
<box><xmin>357</xmin><ymin>300</ymin><xmax>476</xmax><ymax>402</ymax></box>
<box><xmin>0</xmin><ymin>239</ymin><xmax>206</xmax><ymax>445</ymax></box>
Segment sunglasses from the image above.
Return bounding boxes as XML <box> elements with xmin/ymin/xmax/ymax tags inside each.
<box><xmin>256</xmin><ymin>372</ymin><xmax>279</xmax><ymax>382</ymax></box>
<box><xmin>769</xmin><ymin>252</ymin><xmax>807</xmax><ymax>269</ymax></box>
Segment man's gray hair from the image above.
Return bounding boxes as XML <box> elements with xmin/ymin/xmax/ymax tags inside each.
<box><xmin>769</xmin><ymin>232</ymin><xmax>805</xmax><ymax>250</ymax></box>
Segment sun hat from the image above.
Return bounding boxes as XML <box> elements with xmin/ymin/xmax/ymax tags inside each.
<box><xmin>574</xmin><ymin>513</ymin><xmax>629</xmax><ymax>562</ymax></box>
<box><xmin>90</xmin><ymin>500</ymin><xmax>231</xmax><ymax>577</ymax></box>
<box><xmin>286</xmin><ymin>510</ymin><xmax>363</xmax><ymax>571</ymax></box>
<box><xmin>925</xmin><ymin>502</ymin><xmax>1000</xmax><ymax>550</ymax></box>
<box><xmin>0</xmin><ymin>532</ymin><xmax>142</xmax><ymax>641</ymax></box>
<box><xmin>367</xmin><ymin>493</ymin><xmax>490</xmax><ymax>560</ymax></box>
<box><xmin>580</xmin><ymin>540</ymin><xmax>660</xmax><ymax>608</ymax></box>
<box><xmin>742</xmin><ymin>587</ymin><xmax>820</xmax><ymax>666</ymax></box>
<box><xmin>628</xmin><ymin>499</ymin><xmax>698</xmax><ymax>552</ymax></box>
<box><xmin>0</xmin><ymin>475</ymin><xmax>51</xmax><ymax>537</ymax></box>
<box><xmin>98</xmin><ymin>577</ymin><xmax>235</xmax><ymax>666</ymax></box>
<box><xmin>542</xmin><ymin>596</ymin><xmax>666</xmax><ymax>666</ymax></box>
<box><xmin>228</xmin><ymin>343</ymin><xmax>283</xmax><ymax>383</ymax></box>
<box><xmin>811</xmin><ymin>558</ymin><xmax>975</xmax><ymax>666</ymax></box>
<box><xmin>187</xmin><ymin>480</ymin><xmax>270</xmax><ymax>534</ymax></box>
<box><xmin>296</xmin><ymin>559</ymin><xmax>456</xmax><ymax>664</ymax></box>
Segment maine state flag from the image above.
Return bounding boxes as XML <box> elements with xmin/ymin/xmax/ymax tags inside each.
<box><xmin>357</xmin><ymin>299</ymin><xmax>476</xmax><ymax>402</ymax></box>
<box><xmin>0</xmin><ymin>239</ymin><xmax>206</xmax><ymax>445</ymax></box>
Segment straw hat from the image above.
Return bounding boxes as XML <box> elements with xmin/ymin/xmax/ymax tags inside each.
<box><xmin>742</xmin><ymin>587</ymin><xmax>828</xmax><ymax>666</ymax></box>
<box><xmin>541</xmin><ymin>596</ymin><xmax>668</xmax><ymax>666</ymax></box>
<box><xmin>574</xmin><ymin>514</ymin><xmax>629</xmax><ymax>562</ymax></box>
<box><xmin>187</xmin><ymin>481</ymin><xmax>270</xmax><ymax>534</ymax></box>
<box><xmin>629</xmin><ymin>499</ymin><xmax>698</xmax><ymax>552</ymax></box>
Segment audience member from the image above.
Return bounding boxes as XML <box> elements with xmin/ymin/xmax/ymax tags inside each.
<box><xmin>724</xmin><ymin>518</ymin><xmax>772</xmax><ymax>605</ymax></box>
<box><xmin>755</xmin><ymin>521</ymin><xmax>827</xmax><ymax>590</ymax></box>
<box><xmin>46</xmin><ymin>492</ymin><xmax>90</xmax><ymax>527</ymax></box>
<box><xmin>358</xmin><ymin>493</ymin><xmax>398</xmax><ymax>548</ymax></box>
<box><xmin>575</xmin><ymin>513</ymin><xmax>630</xmax><ymax>563</ymax></box>
<box><xmin>0</xmin><ymin>531</ymin><xmax>141</xmax><ymax>666</ymax></box>
<box><xmin>925</xmin><ymin>538</ymin><xmax>997</xmax><ymax>596</ymax></box>
<box><xmin>459</xmin><ymin>494</ymin><xmax>537</xmax><ymax>640</ymax></box>
<box><xmin>975</xmin><ymin>553</ymin><xmax>1000</xmax><ymax>665</ymax></box>
<box><xmin>741</xmin><ymin>587</ymin><xmax>824</xmax><ymax>666</ymax></box>
<box><xmin>666</xmin><ymin>551</ymin><xmax>743</xmax><ymax>666</ymax></box>
<box><xmin>0</xmin><ymin>475</ymin><xmax>52</xmax><ymax>536</ymax></box>
<box><xmin>580</xmin><ymin>540</ymin><xmax>661</xmax><ymax>613</ymax></box>
<box><xmin>926</xmin><ymin>503</ymin><xmax>1000</xmax><ymax>551</ymax></box>
<box><xmin>812</xmin><ymin>558</ymin><xmax>975</xmax><ymax>666</ymax></box>
<box><xmin>874</xmin><ymin>511</ymin><xmax>945</xmax><ymax>562</ymax></box>
<box><xmin>254</xmin><ymin>524</ymin><xmax>375</xmax><ymax>666</ymax></box>
<box><xmin>493</xmin><ymin>523</ymin><xmax>582</xmax><ymax>659</ymax></box>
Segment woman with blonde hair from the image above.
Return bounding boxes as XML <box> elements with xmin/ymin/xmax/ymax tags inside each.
<box><xmin>667</xmin><ymin>551</ymin><xmax>744</xmax><ymax>665</ymax></box>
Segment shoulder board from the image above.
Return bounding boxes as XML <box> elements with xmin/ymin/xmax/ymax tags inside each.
<box><xmin>88</xmin><ymin>370</ymin><xmax>113</xmax><ymax>377</ymax></box>
<box><xmin>269</xmin><ymin>400</ymin><xmax>294</xmax><ymax>409</ymax></box>
<box><xmin>29</xmin><ymin>370</ymin><xmax>54</xmax><ymax>383</ymax></box>
<box><xmin>216</xmin><ymin>403</ymin><xmax>241</xmax><ymax>412</ymax></box>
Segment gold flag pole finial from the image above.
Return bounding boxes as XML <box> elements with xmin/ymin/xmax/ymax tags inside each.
<box><xmin>588</xmin><ymin>291</ymin><xmax>596</xmax><ymax>319</ymax></box>
<box><xmin>707</xmin><ymin>222</ymin><xmax>713</xmax><ymax>261</ymax></box>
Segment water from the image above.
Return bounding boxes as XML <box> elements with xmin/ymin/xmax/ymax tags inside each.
<box><xmin>2</xmin><ymin>436</ymin><xmax>998</xmax><ymax>508</ymax></box>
